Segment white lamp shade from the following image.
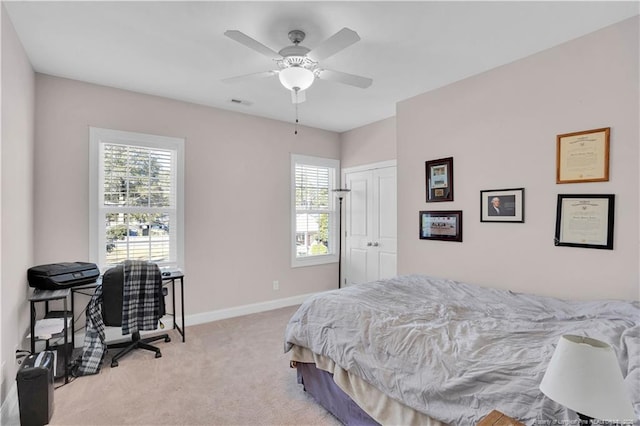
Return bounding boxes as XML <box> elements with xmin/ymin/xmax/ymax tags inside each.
<box><xmin>278</xmin><ymin>67</ymin><xmax>314</xmax><ymax>91</ymax></box>
<box><xmin>540</xmin><ymin>335</ymin><xmax>636</xmax><ymax>422</ymax></box>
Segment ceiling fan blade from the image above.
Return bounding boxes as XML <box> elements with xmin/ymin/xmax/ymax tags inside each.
<box><xmin>307</xmin><ymin>28</ymin><xmax>360</xmax><ymax>62</ymax></box>
<box><xmin>291</xmin><ymin>90</ymin><xmax>306</xmax><ymax>104</ymax></box>
<box><xmin>221</xmin><ymin>70</ymin><xmax>277</xmax><ymax>84</ymax></box>
<box><xmin>224</xmin><ymin>30</ymin><xmax>281</xmax><ymax>59</ymax></box>
<box><xmin>318</xmin><ymin>69</ymin><xmax>372</xmax><ymax>89</ymax></box>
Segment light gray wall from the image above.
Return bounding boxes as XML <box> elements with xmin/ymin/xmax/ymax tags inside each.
<box><xmin>34</xmin><ymin>74</ymin><xmax>341</xmax><ymax>317</ymax></box>
<box><xmin>340</xmin><ymin>116</ymin><xmax>396</xmax><ymax>169</ymax></box>
<box><xmin>397</xmin><ymin>17</ymin><xmax>639</xmax><ymax>300</ymax></box>
<box><xmin>1</xmin><ymin>4</ymin><xmax>35</xmax><ymax>406</ymax></box>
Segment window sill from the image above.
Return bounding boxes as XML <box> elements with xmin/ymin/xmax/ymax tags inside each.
<box><xmin>291</xmin><ymin>254</ymin><xmax>338</xmax><ymax>268</ymax></box>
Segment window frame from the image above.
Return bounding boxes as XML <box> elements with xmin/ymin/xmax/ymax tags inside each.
<box><xmin>89</xmin><ymin>127</ymin><xmax>185</xmax><ymax>271</ymax></box>
<box><xmin>290</xmin><ymin>154</ymin><xmax>340</xmax><ymax>268</ymax></box>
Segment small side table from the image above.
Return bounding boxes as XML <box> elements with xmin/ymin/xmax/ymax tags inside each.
<box><xmin>477</xmin><ymin>410</ymin><xmax>525</xmax><ymax>426</ymax></box>
<box><xmin>28</xmin><ymin>288</ymin><xmax>72</xmax><ymax>383</ymax></box>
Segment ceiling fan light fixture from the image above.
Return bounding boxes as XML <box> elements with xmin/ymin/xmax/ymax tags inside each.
<box><xmin>278</xmin><ymin>66</ymin><xmax>315</xmax><ymax>92</ymax></box>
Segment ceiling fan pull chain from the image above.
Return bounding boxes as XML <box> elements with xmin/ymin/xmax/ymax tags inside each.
<box><xmin>295</xmin><ymin>90</ymin><xmax>299</xmax><ymax>135</ymax></box>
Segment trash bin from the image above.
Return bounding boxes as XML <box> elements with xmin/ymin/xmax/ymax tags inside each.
<box><xmin>16</xmin><ymin>351</ymin><xmax>54</xmax><ymax>426</ymax></box>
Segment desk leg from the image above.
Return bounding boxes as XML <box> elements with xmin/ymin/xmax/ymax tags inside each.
<box><xmin>30</xmin><ymin>302</ymin><xmax>36</xmax><ymax>354</ymax></box>
<box><xmin>63</xmin><ymin>297</ymin><xmax>69</xmax><ymax>384</ymax></box>
<box><xmin>70</xmin><ymin>290</ymin><xmax>75</xmax><ymax>349</ymax></box>
<box><xmin>171</xmin><ymin>278</ymin><xmax>176</xmax><ymax>334</ymax></box>
<box><xmin>165</xmin><ymin>276</ymin><xmax>185</xmax><ymax>342</ymax></box>
<box><xmin>180</xmin><ymin>277</ymin><xmax>185</xmax><ymax>342</ymax></box>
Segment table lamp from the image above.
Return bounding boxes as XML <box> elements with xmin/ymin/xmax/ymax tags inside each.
<box><xmin>539</xmin><ymin>335</ymin><xmax>636</xmax><ymax>424</ymax></box>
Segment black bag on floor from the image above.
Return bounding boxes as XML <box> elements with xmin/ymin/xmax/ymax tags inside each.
<box><xmin>17</xmin><ymin>351</ymin><xmax>55</xmax><ymax>426</ymax></box>
<box><xmin>27</xmin><ymin>262</ymin><xmax>100</xmax><ymax>290</ymax></box>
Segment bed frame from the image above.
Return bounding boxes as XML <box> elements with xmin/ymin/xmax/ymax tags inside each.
<box><xmin>295</xmin><ymin>361</ymin><xmax>379</xmax><ymax>425</ymax></box>
<box><xmin>289</xmin><ymin>348</ymin><xmax>443</xmax><ymax>426</ymax></box>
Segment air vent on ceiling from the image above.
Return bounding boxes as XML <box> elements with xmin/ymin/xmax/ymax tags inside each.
<box><xmin>230</xmin><ymin>98</ymin><xmax>252</xmax><ymax>106</ymax></box>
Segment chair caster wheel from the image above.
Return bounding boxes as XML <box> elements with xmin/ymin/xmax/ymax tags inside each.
<box><xmin>165</xmin><ymin>336</ymin><xmax>171</xmax><ymax>343</ymax></box>
<box><xmin>155</xmin><ymin>352</ymin><xmax>162</xmax><ymax>359</ymax></box>
<box><xmin>111</xmin><ymin>360</ymin><xmax>119</xmax><ymax>368</ymax></box>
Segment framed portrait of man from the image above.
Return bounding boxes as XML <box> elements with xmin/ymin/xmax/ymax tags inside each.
<box><xmin>480</xmin><ymin>188</ymin><xmax>525</xmax><ymax>223</ymax></box>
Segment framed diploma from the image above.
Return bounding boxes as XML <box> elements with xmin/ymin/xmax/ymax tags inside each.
<box><xmin>419</xmin><ymin>210</ymin><xmax>462</xmax><ymax>242</ymax></box>
<box><xmin>556</xmin><ymin>127</ymin><xmax>610</xmax><ymax>184</ymax></box>
<box><xmin>480</xmin><ymin>188</ymin><xmax>525</xmax><ymax>223</ymax></box>
<box><xmin>426</xmin><ymin>157</ymin><xmax>454</xmax><ymax>202</ymax></box>
<box><xmin>554</xmin><ymin>194</ymin><xmax>614</xmax><ymax>250</ymax></box>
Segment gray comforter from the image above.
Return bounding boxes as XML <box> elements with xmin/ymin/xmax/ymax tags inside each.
<box><xmin>284</xmin><ymin>274</ymin><xmax>640</xmax><ymax>425</ymax></box>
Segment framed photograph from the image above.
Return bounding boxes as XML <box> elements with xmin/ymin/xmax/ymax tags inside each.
<box><xmin>419</xmin><ymin>210</ymin><xmax>462</xmax><ymax>242</ymax></box>
<box><xmin>556</xmin><ymin>127</ymin><xmax>610</xmax><ymax>184</ymax></box>
<box><xmin>425</xmin><ymin>157</ymin><xmax>453</xmax><ymax>202</ymax></box>
<box><xmin>480</xmin><ymin>188</ymin><xmax>525</xmax><ymax>223</ymax></box>
<box><xmin>554</xmin><ymin>194</ymin><xmax>614</xmax><ymax>250</ymax></box>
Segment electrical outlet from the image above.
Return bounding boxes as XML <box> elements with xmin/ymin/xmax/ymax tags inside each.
<box><xmin>15</xmin><ymin>344</ymin><xmax>29</xmax><ymax>366</ymax></box>
<box><xmin>272</xmin><ymin>280</ymin><xmax>279</xmax><ymax>290</ymax></box>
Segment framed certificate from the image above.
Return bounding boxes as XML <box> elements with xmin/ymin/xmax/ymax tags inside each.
<box><xmin>419</xmin><ymin>210</ymin><xmax>462</xmax><ymax>242</ymax></box>
<box><xmin>554</xmin><ymin>194</ymin><xmax>614</xmax><ymax>250</ymax></box>
<box><xmin>556</xmin><ymin>127</ymin><xmax>610</xmax><ymax>184</ymax></box>
<box><xmin>425</xmin><ymin>157</ymin><xmax>454</xmax><ymax>202</ymax></box>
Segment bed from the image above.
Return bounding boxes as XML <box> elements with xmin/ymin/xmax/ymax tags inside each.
<box><xmin>284</xmin><ymin>275</ymin><xmax>640</xmax><ymax>425</ymax></box>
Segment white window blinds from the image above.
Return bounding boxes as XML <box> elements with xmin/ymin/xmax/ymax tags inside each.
<box><xmin>291</xmin><ymin>154</ymin><xmax>339</xmax><ymax>267</ymax></box>
<box><xmin>90</xmin><ymin>128</ymin><xmax>184</xmax><ymax>269</ymax></box>
<box><xmin>102</xmin><ymin>144</ymin><xmax>175</xmax><ymax>208</ymax></box>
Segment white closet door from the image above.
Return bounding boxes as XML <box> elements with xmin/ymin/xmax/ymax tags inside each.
<box><xmin>374</xmin><ymin>166</ymin><xmax>397</xmax><ymax>281</ymax></box>
<box><xmin>344</xmin><ymin>169</ymin><xmax>372</xmax><ymax>286</ymax></box>
<box><xmin>343</xmin><ymin>164</ymin><xmax>397</xmax><ymax>286</ymax></box>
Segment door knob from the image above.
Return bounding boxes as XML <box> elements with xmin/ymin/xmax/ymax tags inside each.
<box><xmin>372</xmin><ymin>242</ymin><xmax>379</xmax><ymax>247</ymax></box>
<box><xmin>367</xmin><ymin>242</ymin><xmax>372</xmax><ymax>246</ymax></box>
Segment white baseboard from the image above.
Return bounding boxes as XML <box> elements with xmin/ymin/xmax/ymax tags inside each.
<box><xmin>186</xmin><ymin>292</ymin><xmax>316</xmax><ymax>326</ymax></box>
<box><xmin>72</xmin><ymin>291</ymin><xmax>317</xmax><ymax>347</ymax></box>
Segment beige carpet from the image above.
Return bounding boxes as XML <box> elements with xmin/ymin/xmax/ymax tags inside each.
<box><xmin>49</xmin><ymin>306</ymin><xmax>341</xmax><ymax>425</ymax></box>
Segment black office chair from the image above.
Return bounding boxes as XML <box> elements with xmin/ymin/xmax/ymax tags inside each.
<box><xmin>102</xmin><ymin>261</ymin><xmax>171</xmax><ymax>367</ymax></box>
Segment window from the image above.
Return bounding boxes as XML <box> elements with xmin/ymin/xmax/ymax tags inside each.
<box><xmin>291</xmin><ymin>154</ymin><xmax>339</xmax><ymax>267</ymax></box>
<box><xmin>90</xmin><ymin>128</ymin><xmax>184</xmax><ymax>270</ymax></box>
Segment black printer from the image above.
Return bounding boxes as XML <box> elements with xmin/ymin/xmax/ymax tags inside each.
<box><xmin>27</xmin><ymin>262</ymin><xmax>99</xmax><ymax>290</ymax></box>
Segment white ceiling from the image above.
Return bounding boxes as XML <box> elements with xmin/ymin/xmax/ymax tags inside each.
<box><xmin>4</xmin><ymin>1</ymin><xmax>639</xmax><ymax>133</ymax></box>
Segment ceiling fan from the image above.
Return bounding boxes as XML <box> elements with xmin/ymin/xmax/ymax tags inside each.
<box><xmin>223</xmin><ymin>27</ymin><xmax>372</xmax><ymax>104</ymax></box>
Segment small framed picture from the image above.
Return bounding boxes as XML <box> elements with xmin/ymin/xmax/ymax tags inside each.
<box><xmin>419</xmin><ymin>210</ymin><xmax>463</xmax><ymax>242</ymax></box>
<box><xmin>556</xmin><ymin>127</ymin><xmax>610</xmax><ymax>184</ymax></box>
<box><xmin>480</xmin><ymin>188</ymin><xmax>525</xmax><ymax>223</ymax></box>
<box><xmin>425</xmin><ymin>157</ymin><xmax>453</xmax><ymax>202</ymax></box>
<box><xmin>554</xmin><ymin>194</ymin><xmax>614</xmax><ymax>250</ymax></box>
